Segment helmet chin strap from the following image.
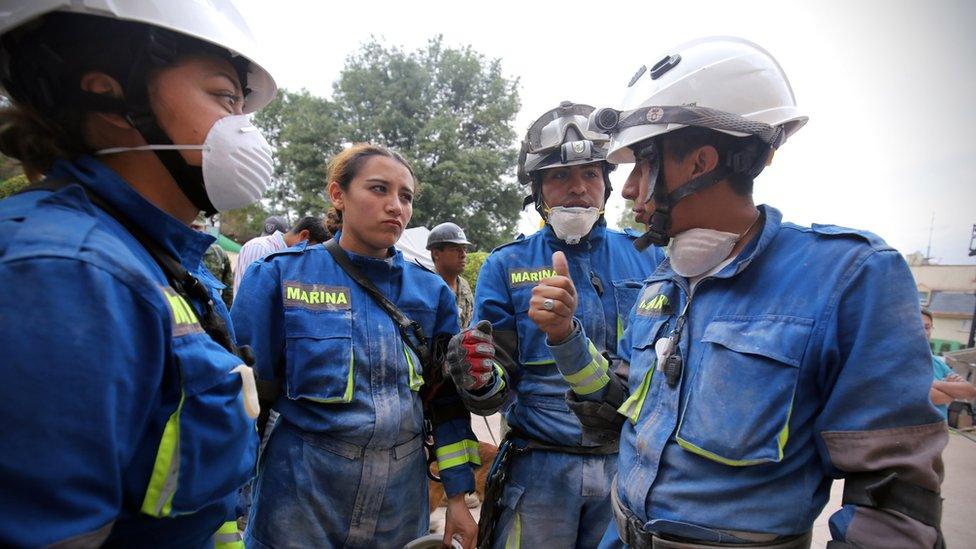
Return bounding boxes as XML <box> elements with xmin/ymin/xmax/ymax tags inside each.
<box><xmin>124</xmin><ymin>108</ymin><xmax>217</xmax><ymax>216</ymax></box>
<box><xmin>633</xmin><ymin>147</ymin><xmax>731</xmax><ymax>252</ymax></box>
<box><xmin>82</xmin><ymin>26</ymin><xmax>240</xmax><ymax>216</ymax></box>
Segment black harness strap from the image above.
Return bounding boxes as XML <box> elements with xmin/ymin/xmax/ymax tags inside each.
<box><xmin>324</xmin><ymin>237</ymin><xmax>450</xmax><ymax>483</ymax></box>
<box><xmin>324</xmin><ymin>238</ymin><xmax>431</xmax><ymax>364</ymax></box>
<box><xmin>17</xmin><ymin>179</ymin><xmax>251</xmax><ymax>364</ymax></box>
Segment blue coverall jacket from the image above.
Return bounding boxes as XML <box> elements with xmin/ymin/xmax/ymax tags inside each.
<box><xmin>473</xmin><ymin>220</ymin><xmax>663</xmax><ymax>547</ymax></box>
<box><xmin>232</xmin><ymin>239</ymin><xmax>478</xmax><ymax>547</ymax></box>
<box><xmin>0</xmin><ymin>157</ymin><xmax>255</xmax><ymax>547</ymax></box>
<box><xmin>549</xmin><ymin>206</ymin><xmax>947</xmax><ymax>547</ymax></box>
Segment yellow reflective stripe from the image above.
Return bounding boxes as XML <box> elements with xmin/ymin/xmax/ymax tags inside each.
<box><xmin>301</xmin><ymin>346</ymin><xmax>355</xmax><ymax>403</ymax></box>
<box><xmin>141</xmin><ymin>392</ymin><xmax>184</xmax><ymax>517</ymax></box>
<box><xmin>403</xmin><ymin>347</ymin><xmax>425</xmax><ymax>392</ymax></box>
<box><xmin>505</xmin><ymin>510</ymin><xmax>521</xmax><ymax>549</ymax></box>
<box><xmin>523</xmin><ymin>359</ymin><xmax>555</xmax><ymax>366</ymax></box>
<box><xmin>213</xmin><ymin>521</ymin><xmax>243</xmax><ymax>548</ymax></box>
<box><xmin>617</xmin><ymin>367</ymin><xmax>653</xmax><ymax>424</ymax></box>
<box><xmin>777</xmin><ymin>401</ymin><xmax>793</xmax><ymax>461</ymax></box>
<box><xmin>674</xmin><ymin>437</ymin><xmax>769</xmax><ymax>466</ymax></box>
<box><xmin>675</xmin><ymin>401</ymin><xmax>794</xmax><ymax>467</ymax></box>
<box><xmin>616</xmin><ymin>315</ymin><xmax>624</xmax><ymax>342</ymax></box>
<box><xmin>435</xmin><ymin>439</ymin><xmax>481</xmax><ymax>470</ymax></box>
<box><xmin>563</xmin><ymin>342</ymin><xmax>610</xmax><ymax>395</ymax></box>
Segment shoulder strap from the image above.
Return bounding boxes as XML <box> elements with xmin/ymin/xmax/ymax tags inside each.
<box><xmin>17</xmin><ymin>179</ymin><xmax>252</xmax><ymax>365</ymax></box>
<box><xmin>324</xmin><ymin>238</ymin><xmax>430</xmax><ymax>363</ymax></box>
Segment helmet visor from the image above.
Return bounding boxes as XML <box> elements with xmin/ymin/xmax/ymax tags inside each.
<box><xmin>525</xmin><ymin>103</ymin><xmax>608</xmax><ymax>154</ymax></box>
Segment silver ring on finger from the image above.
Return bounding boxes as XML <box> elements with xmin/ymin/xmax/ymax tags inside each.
<box><xmin>542</xmin><ymin>298</ymin><xmax>554</xmax><ymax>311</ymax></box>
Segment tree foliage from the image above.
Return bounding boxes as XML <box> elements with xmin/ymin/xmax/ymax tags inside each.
<box><xmin>618</xmin><ymin>199</ymin><xmax>645</xmax><ymax>233</ymax></box>
<box><xmin>0</xmin><ymin>173</ymin><xmax>28</xmax><ymax>200</ymax></box>
<box><xmin>461</xmin><ymin>251</ymin><xmax>489</xmax><ymax>295</ymax></box>
<box><xmin>253</xmin><ymin>36</ymin><xmax>523</xmax><ymax>250</ymax></box>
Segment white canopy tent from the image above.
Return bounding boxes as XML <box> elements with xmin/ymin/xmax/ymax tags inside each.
<box><xmin>396</xmin><ymin>226</ymin><xmax>434</xmax><ymax>271</ymax></box>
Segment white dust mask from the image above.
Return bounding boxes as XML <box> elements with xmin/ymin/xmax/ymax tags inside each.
<box><xmin>667</xmin><ymin>228</ymin><xmax>739</xmax><ymax>278</ymax></box>
<box><xmin>666</xmin><ymin>213</ymin><xmax>762</xmax><ymax>278</ymax></box>
<box><xmin>547</xmin><ymin>206</ymin><xmax>602</xmax><ymax>244</ymax></box>
<box><xmin>96</xmin><ymin>114</ymin><xmax>273</xmax><ymax>212</ymax></box>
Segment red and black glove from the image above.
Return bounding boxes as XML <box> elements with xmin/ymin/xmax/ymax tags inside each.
<box><xmin>445</xmin><ymin>320</ymin><xmax>497</xmax><ymax>393</ymax></box>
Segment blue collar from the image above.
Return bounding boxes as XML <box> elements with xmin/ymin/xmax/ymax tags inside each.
<box><xmin>332</xmin><ymin>231</ymin><xmax>404</xmax><ymax>273</ymax></box>
<box><xmin>47</xmin><ymin>155</ymin><xmax>215</xmax><ymax>268</ymax></box>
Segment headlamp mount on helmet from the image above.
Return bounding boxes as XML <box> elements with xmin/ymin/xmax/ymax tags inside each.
<box><xmin>593</xmin><ymin>37</ymin><xmax>807</xmax><ymax>251</ymax></box>
<box><xmin>592</xmin><ymin>104</ymin><xmax>784</xmax><ymax>251</ymax></box>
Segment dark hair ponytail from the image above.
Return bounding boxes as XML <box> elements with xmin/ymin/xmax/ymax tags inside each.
<box><xmin>0</xmin><ymin>103</ymin><xmax>88</xmax><ymax>175</ymax></box>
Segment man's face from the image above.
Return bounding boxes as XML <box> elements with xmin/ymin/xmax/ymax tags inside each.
<box><xmin>432</xmin><ymin>243</ymin><xmax>467</xmax><ymax>276</ymax></box>
<box><xmin>539</xmin><ymin>162</ymin><xmax>606</xmax><ymax>210</ymax></box>
<box><xmin>922</xmin><ymin>314</ymin><xmax>933</xmax><ymax>340</ymax></box>
<box><xmin>619</xmin><ymin>139</ymin><xmax>715</xmax><ymax>236</ymax></box>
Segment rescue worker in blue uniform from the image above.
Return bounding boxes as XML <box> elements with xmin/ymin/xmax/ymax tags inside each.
<box><xmin>534</xmin><ymin>37</ymin><xmax>947</xmax><ymax>548</ymax></box>
<box><xmin>448</xmin><ymin>102</ymin><xmax>663</xmax><ymax>548</ymax></box>
<box><xmin>232</xmin><ymin>144</ymin><xmax>481</xmax><ymax>548</ymax></box>
<box><xmin>0</xmin><ymin>1</ymin><xmax>277</xmax><ymax>546</ymax></box>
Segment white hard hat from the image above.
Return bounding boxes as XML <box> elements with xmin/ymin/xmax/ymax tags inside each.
<box><xmin>596</xmin><ymin>36</ymin><xmax>807</xmax><ymax>164</ymax></box>
<box><xmin>0</xmin><ymin>0</ymin><xmax>276</xmax><ymax>113</ymax></box>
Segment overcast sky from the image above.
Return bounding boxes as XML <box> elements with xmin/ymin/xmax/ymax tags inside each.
<box><xmin>236</xmin><ymin>0</ymin><xmax>976</xmax><ymax>264</ymax></box>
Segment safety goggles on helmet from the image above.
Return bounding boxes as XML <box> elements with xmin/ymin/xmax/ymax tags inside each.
<box><xmin>517</xmin><ymin>102</ymin><xmax>613</xmax><ymax>186</ymax></box>
<box><xmin>524</xmin><ymin>102</ymin><xmax>608</xmax><ymax>154</ymax></box>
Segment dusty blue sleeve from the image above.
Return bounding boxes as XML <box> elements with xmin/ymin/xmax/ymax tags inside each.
<box><xmin>431</xmin><ymin>282</ymin><xmax>479</xmax><ymax>497</ymax></box>
<box><xmin>471</xmin><ymin>253</ymin><xmax>518</xmax><ymax>391</ymax></box>
<box><xmin>231</xmin><ymin>260</ymin><xmax>285</xmax><ymax>383</ymax></box>
<box><xmin>0</xmin><ymin>257</ymin><xmax>166</xmax><ymax>547</ymax></box>
<box><xmin>815</xmin><ymin>250</ymin><xmax>946</xmax><ymax>547</ymax></box>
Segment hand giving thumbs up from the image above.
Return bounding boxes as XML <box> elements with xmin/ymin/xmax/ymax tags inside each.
<box><xmin>528</xmin><ymin>251</ymin><xmax>578</xmax><ymax>344</ymax></box>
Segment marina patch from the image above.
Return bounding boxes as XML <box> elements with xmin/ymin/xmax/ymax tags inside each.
<box><xmin>283</xmin><ymin>281</ymin><xmax>352</xmax><ymax>310</ymax></box>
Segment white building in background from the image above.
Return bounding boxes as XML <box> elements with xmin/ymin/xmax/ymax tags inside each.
<box><xmin>907</xmin><ymin>252</ymin><xmax>975</xmax><ymax>354</ymax></box>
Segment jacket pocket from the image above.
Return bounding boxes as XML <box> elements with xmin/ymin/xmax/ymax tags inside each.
<box><xmin>617</xmin><ymin>318</ymin><xmax>669</xmax><ymax>424</ymax></box>
<box><xmin>675</xmin><ymin>315</ymin><xmax>813</xmax><ymax>465</ymax></box>
<box><xmin>514</xmin><ymin>308</ymin><xmax>553</xmax><ymax>366</ymax></box>
<box><xmin>143</xmin><ymin>334</ymin><xmax>256</xmax><ymax>517</ymax></box>
<box><xmin>284</xmin><ymin>309</ymin><xmax>355</xmax><ymax>403</ymax></box>
<box><xmin>611</xmin><ymin>279</ymin><xmax>645</xmax><ymax>342</ymax></box>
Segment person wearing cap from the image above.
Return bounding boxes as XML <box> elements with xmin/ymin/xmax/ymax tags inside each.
<box><xmin>537</xmin><ymin>38</ymin><xmax>946</xmax><ymax>548</ymax></box>
<box><xmin>428</xmin><ymin>222</ymin><xmax>474</xmax><ymax>329</ymax></box>
<box><xmin>233</xmin><ymin>215</ymin><xmax>328</xmax><ymax>294</ymax></box>
<box><xmin>0</xmin><ymin>1</ymin><xmax>277</xmax><ymax>546</ymax></box>
<box><xmin>445</xmin><ymin>102</ymin><xmax>663</xmax><ymax>548</ymax></box>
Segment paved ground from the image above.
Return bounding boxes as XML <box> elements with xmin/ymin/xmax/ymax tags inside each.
<box><xmin>433</xmin><ymin>417</ymin><xmax>976</xmax><ymax>546</ymax></box>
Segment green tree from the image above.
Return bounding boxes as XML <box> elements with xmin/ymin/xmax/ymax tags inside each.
<box><xmin>334</xmin><ymin>37</ymin><xmax>522</xmax><ymax>250</ymax></box>
<box><xmin>618</xmin><ymin>200</ymin><xmax>644</xmax><ymax>233</ymax></box>
<box><xmin>253</xmin><ymin>89</ymin><xmax>345</xmax><ymax>217</ymax></box>
<box><xmin>461</xmin><ymin>251</ymin><xmax>489</xmax><ymax>295</ymax></box>
<box><xmin>218</xmin><ymin>203</ymin><xmax>272</xmax><ymax>244</ymax></box>
<box><xmin>251</xmin><ymin>38</ymin><xmax>522</xmax><ymax>249</ymax></box>
<box><xmin>0</xmin><ymin>173</ymin><xmax>28</xmax><ymax>200</ymax></box>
